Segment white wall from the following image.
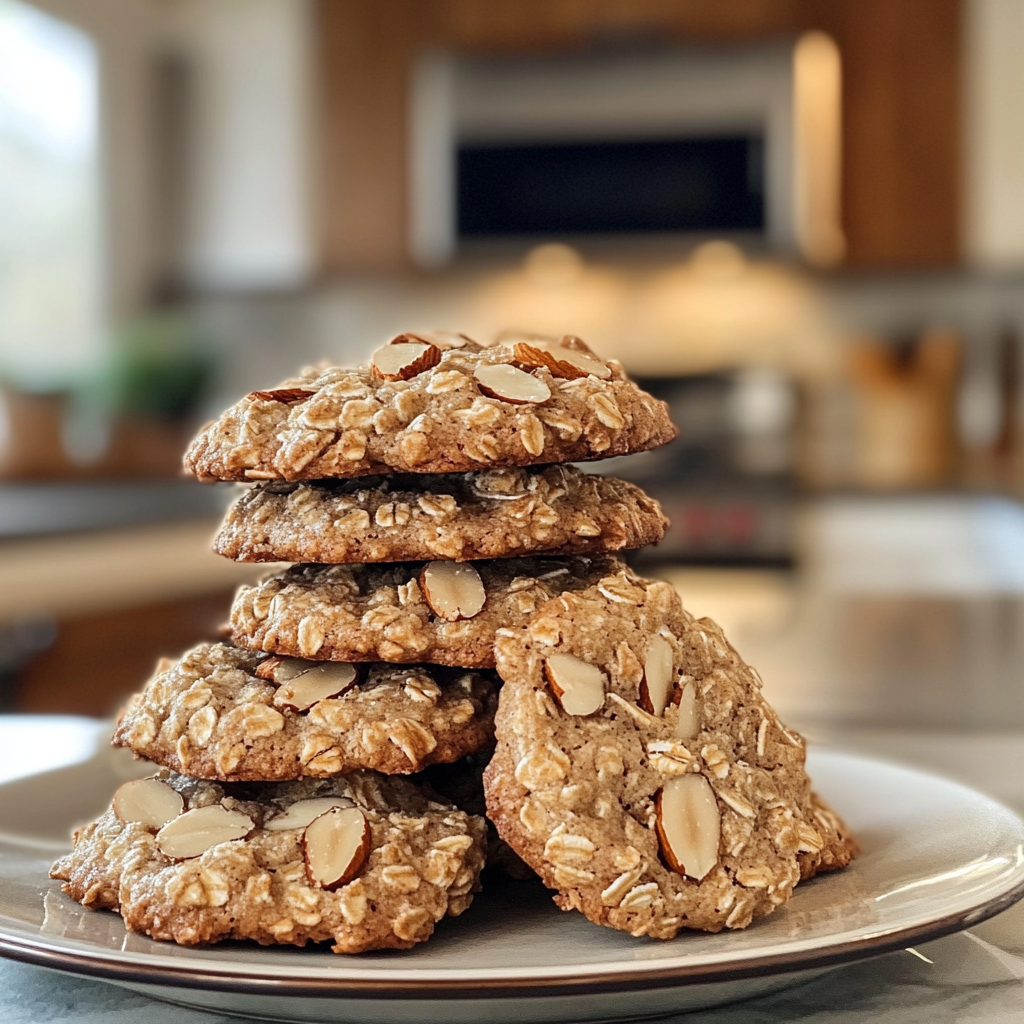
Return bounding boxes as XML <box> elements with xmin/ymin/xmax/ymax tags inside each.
<box><xmin>170</xmin><ymin>0</ymin><xmax>314</xmax><ymax>291</ymax></box>
<box><xmin>965</xmin><ymin>0</ymin><xmax>1024</xmax><ymax>267</ymax></box>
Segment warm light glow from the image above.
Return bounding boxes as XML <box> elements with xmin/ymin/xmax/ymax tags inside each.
<box><xmin>634</xmin><ymin>253</ymin><xmax>834</xmax><ymax>379</ymax></box>
<box><xmin>793</xmin><ymin>31</ymin><xmax>845</xmax><ymax>267</ymax></box>
<box><xmin>690</xmin><ymin>240</ymin><xmax>747</xmax><ymax>282</ymax></box>
<box><xmin>473</xmin><ymin>245</ymin><xmax>623</xmax><ymax>345</ymax></box>
<box><xmin>523</xmin><ymin>243</ymin><xmax>584</xmax><ymax>286</ymax></box>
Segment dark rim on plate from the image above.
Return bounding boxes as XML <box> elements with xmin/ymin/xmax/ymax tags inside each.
<box><xmin>1</xmin><ymin>878</ymin><xmax>1023</xmax><ymax>1000</ymax></box>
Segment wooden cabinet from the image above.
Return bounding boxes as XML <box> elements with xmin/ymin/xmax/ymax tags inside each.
<box><xmin>821</xmin><ymin>0</ymin><xmax>960</xmax><ymax>268</ymax></box>
<box><xmin>14</xmin><ymin>591</ymin><xmax>233</xmax><ymax>717</ymax></box>
<box><xmin>314</xmin><ymin>0</ymin><xmax>961</xmax><ymax>272</ymax></box>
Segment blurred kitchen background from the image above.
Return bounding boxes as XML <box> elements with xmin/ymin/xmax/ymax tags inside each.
<box><xmin>4</xmin><ymin>0</ymin><xmax>1024</xmax><ymax>746</ymax></box>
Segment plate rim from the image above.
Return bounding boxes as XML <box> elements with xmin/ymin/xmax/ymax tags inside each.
<box><xmin>2</xmin><ymin>749</ymin><xmax>1024</xmax><ymax>1000</ymax></box>
<box><xmin>2</xmin><ymin>885</ymin><xmax>1024</xmax><ymax>1000</ymax></box>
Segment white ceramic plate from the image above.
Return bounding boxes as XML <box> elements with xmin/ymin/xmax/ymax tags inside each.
<box><xmin>1</xmin><ymin>747</ymin><xmax>1022</xmax><ymax>1024</ymax></box>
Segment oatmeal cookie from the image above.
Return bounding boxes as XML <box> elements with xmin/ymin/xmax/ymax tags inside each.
<box><xmin>184</xmin><ymin>334</ymin><xmax>677</xmax><ymax>482</ymax></box>
<box><xmin>231</xmin><ymin>554</ymin><xmax>627</xmax><ymax>668</ymax></box>
<box><xmin>422</xmin><ymin>754</ymin><xmax>533</xmax><ymax>880</ymax></box>
<box><xmin>483</xmin><ymin>571</ymin><xmax>855</xmax><ymax>939</ymax></box>
<box><xmin>214</xmin><ymin>465</ymin><xmax>667</xmax><ymax>564</ymax></box>
<box><xmin>50</xmin><ymin>769</ymin><xmax>486</xmax><ymax>953</ymax></box>
<box><xmin>113</xmin><ymin>644</ymin><xmax>498</xmax><ymax>780</ymax></box>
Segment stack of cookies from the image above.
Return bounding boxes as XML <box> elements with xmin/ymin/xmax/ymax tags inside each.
<box><xmin>52</xmin><ymin>331</ymin><xmax>854</xmax><ymax>952</ymax></box>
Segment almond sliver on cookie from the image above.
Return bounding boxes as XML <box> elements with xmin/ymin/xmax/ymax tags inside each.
<box><xmin>638</xmin><ymin>635</ymin><xmax>674</xmax><ymax>716</ymax></box>
<box><xmin>474</xmin><ymin>363</ymin><xmax>552</xmax><ymax>404</ymax></box>
<box><xmin>265</xmin><ymin>797</ymin><xmax>354</xmax><ymax>831</ymax></box>
<box><xmin>420</xmin><ymin>561</ymin><xmax>487</xmax><ymax>621</ymax></box>
<box><xmin>371</xmin><ymin>341</ymin><xmax>441</xmax><ymax>381</ymax></box>
<box><xmin>273</xmin><ymin>661</ymin><xmax>359</xmax><ymax>712</ymax></box>
<box><xmin>656</xmin><ymin>775</ymin><xmax>721</xmax><ymax>881</ymax></box>
<box><xmin>156</xmin><ymin>804</ymin><xmax>254</xmax><ymax>860</ymax></box>
<box><xmin>544</xmin><ymin>653</ymin><xmax>606</xmax><ymax>715</ymax></box>
<box><xmin>513</xmin><ymin>341</ymin><xmax>611</xmax><ymax>380</ymax></box>
<box><xmin>303</xmin><ymin>806</ymin><xmax>371</xmax><ymax>889</ymax></box>
<box><xmin>112</xmin><ymin>778</ymin><xmax>183</xmax><ymax>829</ymax></box>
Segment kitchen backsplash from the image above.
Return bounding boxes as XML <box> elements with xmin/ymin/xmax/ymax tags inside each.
<box><xmin>186</xmin><ymin>253</ymin><xmax>1024</xmax><ymax>502</ymax></box>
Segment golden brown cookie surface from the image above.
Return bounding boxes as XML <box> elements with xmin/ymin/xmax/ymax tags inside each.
<box><xmin>484</xmin><ymin>571</ymin><xmax>855</xmax><ymax>939</ymax></box>
<box><xmin>114</xmin><ymin>644</ymin><xmax>498</xmax><ymax>780</ymax></box>
<box><xmin>213</xmin><ymin>466</ymin><xmax>667</xmax><ymax>564</ymax></box>
<box><xmin>231</xmin><ymin>555</ymin><xmax>627</xmax><ymax>668</ymax></box>
<box><xmin>185</xmin><ymin>336</ymin><xmax>677</xmax><ymax>482</ymax></box>
<box><xmin>51</xmin><ymin>770</ymin><xmax>486</xmax><ymax>953</ymax></box>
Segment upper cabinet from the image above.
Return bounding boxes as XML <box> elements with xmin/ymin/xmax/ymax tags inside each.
<box><xmin>315</xmin><ymin>0</ymin><xmax>961</xmax><ymax>273</ymax></box>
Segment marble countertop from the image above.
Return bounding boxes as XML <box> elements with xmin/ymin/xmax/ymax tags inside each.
<box><xmin>1</xmin><ymin>717</ymin><xmax>1022</xmax><ymax>1023</ymax></box>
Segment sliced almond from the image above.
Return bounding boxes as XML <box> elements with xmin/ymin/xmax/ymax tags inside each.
<box><xmin>544</xmin><ymin>653</ymin><xmax>606</xmax><ymax>716</ymax></box>
<box><xmin>256</xmin><ymin>655</ymin><xmax>348</xmax><ymax>685</ymax></box>
<box><xmin>156</xmin><ymin>804</ymin><xmax>254</xmax><ymax>860</ymax></box>
<box><xmin>272</xmin><ymin>662</ymin><xmax>359</xmax><ymax>713</ymax></box>
<box><xmin>513</xmin><ymin>342</ymin><xmax>611</xmax><ymax>381</ymax></box>
<box><xmin>420</xmin><ymin>561</ymin><xmax>486</xmax><ymax>621</ymax></box>
<box><xmin>112</xmin><ymin>778</ymin><xmax>183</xmax><ymax>829</ymax></box>
<box><xmin>255</xmin><ymin>655</ymin><xmax>288</xmax><ymax>682</ymax></box>
<box><xmin>371</xmin><ymin>341</ymin><xmax>441</xmax><ymax>381</ymax></box>
<box><xmin>246</xmin><ymin>387</ymin><xmax>315</xmax><ymax>404</ymax></box>
<box><xmin>559</xmin><ymin>334</ymin><xmax>600</xmax><ymax>356</ymax></box>
<box><xmin>264</xmin><ymin>796</ymin><xmax>354</xmax><ymax>831</ymax></box>
<box><xmin>473</xmin><ymin>363</ymin><xmax>551</xmax><ymax>405</ymax></box>
<box><xmin>675</xmin><ymin>681</ymin><xmax>700</xmax><ymax>740</ymax></box>
<box><xmin>399</xmin><ymin>329</ymin><xmax>471</xmax><ymax>350</ymax></box>
<box><xmin>258</xmin><ymin>656</ymin><xmax>358</xmax><ymax>693</ymax></box>
<box><xmin>655</xmin><ymin>774</ymin><xmax>721</xmax><ymax>881</ymax></box>
<box><xmin>303</xmin><ymin>806</ymin><xmax>372</xmax><ymax>890</ymax></box>
<box><xmin>638</xmin><ymin>635</ymin><xmax>674</xmax><ymax>717</ymax></box>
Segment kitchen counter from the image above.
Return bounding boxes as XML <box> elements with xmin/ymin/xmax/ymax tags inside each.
<box><xmin>662</xmin><ymin>578</ymin><xmax>1024</xmax><ymax>731</ymax></box>
<box><xmin>0</xmin><ymin>520</ymin><xmax>273</xmax><ymax>622</ymax></box>
<box><xmin>0</xmin><ymin>480</ymin><xmax>230</xmax><ymax>540</ymax></box>
<box><xmin>0</xmin><ymin>716</ymin><xmax>1021</xmax><ymax>1023</ymax></box>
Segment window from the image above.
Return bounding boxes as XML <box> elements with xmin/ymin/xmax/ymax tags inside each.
<box><xmin>0</xmin><ymin>0</ymin><xmax>100</xmax><ymax>389</ymax></box>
